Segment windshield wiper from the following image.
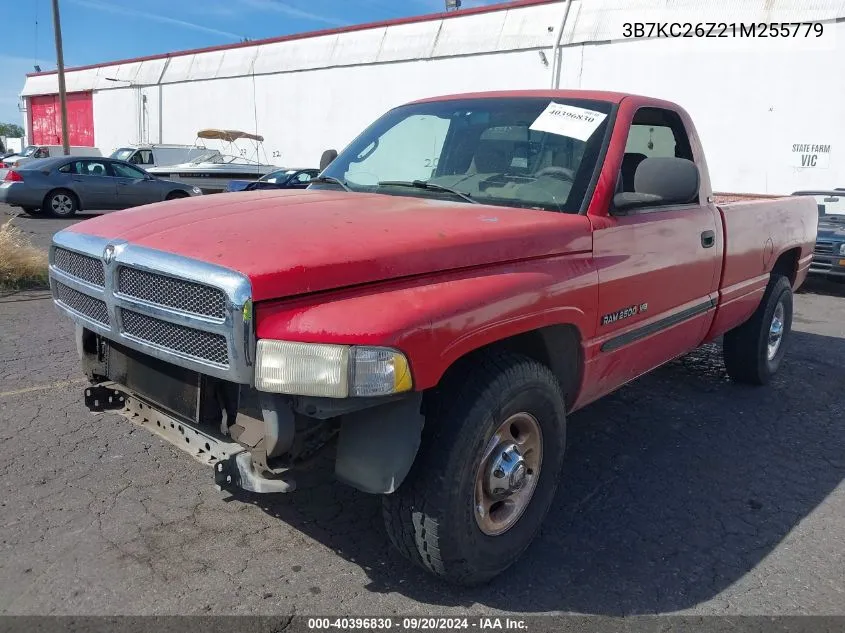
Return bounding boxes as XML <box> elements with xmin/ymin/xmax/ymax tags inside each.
<box><xmin>310</xmin><ymin>175</ymin><xmax>352</xmax><ymax>192</ymax></box>
<box><xmin>378</xmin><ymin>180</ymin><xmax>478</xmax><ymax>204</ymax></box>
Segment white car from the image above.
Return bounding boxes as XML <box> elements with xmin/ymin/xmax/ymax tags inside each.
<box><xmin>110</xmin><ymin>144</ymin><xmax>222</xmax><ymax>169</ymax></box>
<box><xmin>1</xmin><ymin>145</ymin><xmax>102</xmax><ymax>168</ymax></box>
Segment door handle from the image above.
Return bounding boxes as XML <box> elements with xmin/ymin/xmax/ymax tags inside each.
<box><xmin>701</xmin><ymin>230</ymin><xmax>716</xmax><ymax>248</ymax></box>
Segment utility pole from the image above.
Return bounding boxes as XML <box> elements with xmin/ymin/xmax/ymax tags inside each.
<box><xmin>51</xmin><ymin>0</ymin><xmax>70</xmax><ymax>155</ymax></box>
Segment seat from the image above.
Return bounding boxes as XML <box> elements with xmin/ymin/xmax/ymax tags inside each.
<box><xmin>621</xmin><ymin>152</ymin><xmax>647</xmax><ymax>192</ymax></box>
<box><xmin>91</xmin><ymin>164</ymin><xmax>105</xmax><ymax>176</ymax></box>
<box><xmin>472</xmin><ymin>142</ymin><xmax>512</xmax><ymax>174</ymax></box>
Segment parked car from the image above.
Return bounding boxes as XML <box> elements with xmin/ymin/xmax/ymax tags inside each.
<box><xmin>793</xmin><ymin>189</ymin><xmax>845</xmax><ymax>280</ymax></box>
<box><xmin>48</xmin><ymin>90</ymin><xmax>817</xmax><ymax>586</ymax></box>
<box><xmin>225</xmin><ymin>168</ymin><xmax>319</xmax><ymax>192</ymax></box>
<box><xmin>0</xmin><ymin>156</ymin><xmax>202</xmax><ymax>217</ymax></box>
<box><xmin>1</xmin><ymin>145</ymin><xmax>102</xmax><ymax>169</ymax></box>
<box><xmin>110</xmin><ymin>144</ymin><xmax>221</xmax><ymax>169</ymax></box>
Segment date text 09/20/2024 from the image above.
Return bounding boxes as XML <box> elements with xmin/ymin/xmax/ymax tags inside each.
<box><xmin>306</xmin><ymin>618</ymin><xmax>527</xmax><ymax>631</ymax></box>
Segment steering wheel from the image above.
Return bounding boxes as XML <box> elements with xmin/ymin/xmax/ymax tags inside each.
<box><xmin>535</xmin><ymin>166</ymin><xmax>576</xmax><ymax>182</ymax></box>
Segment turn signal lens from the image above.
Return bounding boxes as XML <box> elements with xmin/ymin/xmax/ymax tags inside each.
<box><xmin>350</xmin><ymin>347</ymin><xmax>413</xmax><ymax>397</ymax></box>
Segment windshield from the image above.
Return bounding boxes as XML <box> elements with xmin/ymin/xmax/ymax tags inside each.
<box><xmin>111</xmin><ymin>148</ymin><xmax>135</xmax><ymax>161</ymax></box>
<box><xmin>21</xmin><ymin>146</ymin><xmax>38</xmax><ymax>157</ymax></box>
<box><xmin>319</xmin><ymin>97</ymin><xmax>614</xmax><ymax>212</ymax></box>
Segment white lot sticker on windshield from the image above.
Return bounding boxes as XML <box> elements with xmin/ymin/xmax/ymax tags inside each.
<box><xmin>529</xmin><ymin>102</ymin><xmax>608</xmax><ymax>142</ymax></box>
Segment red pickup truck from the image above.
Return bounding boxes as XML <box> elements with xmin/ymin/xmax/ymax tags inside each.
<box><xmin>49</xmin><ymin>90</ymin><xmax>817</xmax><ymax>585</ymax></box>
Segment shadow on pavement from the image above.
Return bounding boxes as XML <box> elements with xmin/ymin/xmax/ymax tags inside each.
<box><xmin>798</xmin><ymin>276</ymin><xmax>845</xmax><ymax>298</ymax></box>
<box><xmin>230</xmin><ymin>332</ymin><xmax>845</xmax><ymax>614</ymax></box>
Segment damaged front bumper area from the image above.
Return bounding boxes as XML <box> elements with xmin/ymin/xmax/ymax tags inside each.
<box><xmin>84</xmin><ymin>381</ymin><xmax>295</xmax><ymax>494</ymax></box>
<box><xmin>78</xmin><ymin>330</ymin><xmax>424</xmax><ymax>496</ymax></box>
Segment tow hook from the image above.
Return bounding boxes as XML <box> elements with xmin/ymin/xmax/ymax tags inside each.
<box><xmin>84</xmin><ymin>384</ymin><xmax>126</xmax><ymax>412</ymax></box>
<box><xmin>214</xmin><ymin>451</ymin><xmax>296</xmax><ymax>494</ymax></box>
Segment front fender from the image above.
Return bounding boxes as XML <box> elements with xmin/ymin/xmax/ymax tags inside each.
<box><xmin>254</xmin><ymin>254</ymin><xmax>597</xmax><ymax>390</ymax></box>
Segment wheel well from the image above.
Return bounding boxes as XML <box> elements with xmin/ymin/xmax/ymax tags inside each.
<box><xmin>44</xmin><ymin>188</ymin><xmax>79</xmax><ymax>207</ymax></box>
<box><xmin>434</xmin><ymin>325</ymin><xmax>583</xmax><ymax>412</ymax></box>
<box><xmin>166</xmin><ymin>190</ymin><xmax>188</xmax><ymax>200</ymax></box>
<box><xmin>772</xmin><ymin>247</ymin><xmax>800</xmax><ymax>285</ymax></box>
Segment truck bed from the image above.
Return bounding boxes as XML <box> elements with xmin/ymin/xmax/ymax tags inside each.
<box><xmin>706</xmin><ymin>196</ymin><xmax>818</xmax><ymax>342</ymax></box>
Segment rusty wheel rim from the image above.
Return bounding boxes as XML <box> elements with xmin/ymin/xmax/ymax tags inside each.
<box><xmin>473</xmin><ymin>412</ymin><xmax>543</xmax><ymax>536</ymax></box>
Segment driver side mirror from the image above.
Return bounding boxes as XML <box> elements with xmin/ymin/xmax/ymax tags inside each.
<box><xmin>612</xmin><ymin>157</ymin><xmax>700</xmax><ymax>213</ymax></box>
<box><xmin>319</xmin><ymin>149</ymin><xmax>338</xmax><ymax>171</ymax></box>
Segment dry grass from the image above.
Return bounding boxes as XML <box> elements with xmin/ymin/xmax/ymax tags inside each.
<box><xmin>0</xmin><ymin>216</ymin><xmax>49</xmax><ymax>291</ymax></box>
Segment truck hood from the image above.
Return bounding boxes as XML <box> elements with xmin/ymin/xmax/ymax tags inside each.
<box><xmin>818</xmin><ymin>218</ymin><xmax>845</xmax><ymax>239</ymax></box>
<box><xmin>66</xmin><ymin>189</ymin><xmax>592</xmax><ymax>301</ymax></box>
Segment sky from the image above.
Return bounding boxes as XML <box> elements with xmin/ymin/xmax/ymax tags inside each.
<box><xmin>0</xmin><ymin>0</ymin><xmax>497</xmax><ymax>128</ymax></box>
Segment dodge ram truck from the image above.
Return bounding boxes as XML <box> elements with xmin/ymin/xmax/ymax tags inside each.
<box><xmin>48</xmin><ymin>90</ymin><xmax>818</xmax><ymax>585</ymax></box>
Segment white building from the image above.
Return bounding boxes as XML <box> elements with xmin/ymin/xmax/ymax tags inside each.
<box><xmin>19</xmin><ymin>0</ymin><xmax>845</xmax><ymax>194</ymax></box>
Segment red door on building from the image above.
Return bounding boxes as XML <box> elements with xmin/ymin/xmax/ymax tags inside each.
<box><xmin>29</xmin><ymin>91</ymin><xmax>94</xmax><ymax>146</ymax></box>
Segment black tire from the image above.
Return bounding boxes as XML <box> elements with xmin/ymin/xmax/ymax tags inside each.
<box><xmin>43</xmin><ymin>189</ymin><xmax>79</xmax><ymax>218</ymax></box>
<box><xmin>723</xmin><ymin>275</ymin><xmax>793</xmax><ymax>385</ymax></box>
<box><xmin>382</xmin><ymin>352</ymin><xmax>567</xmax><ymax>586</ymax></box>
<box><xmin>165</xmin><ymin>191</ymin><xmax>189</xmax><ymax>201</ymax></box>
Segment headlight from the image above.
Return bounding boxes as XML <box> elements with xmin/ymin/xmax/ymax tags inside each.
<box><xmin>191</xmin><ymin>186</ymin><xmax>202</xmax><ymax>194</ymax></box>
<box><xmin>839</xmin><ymin>243</ymin><xmax>845</xmax><ymax>256</ymax></box>
<box><xmin>254</xmin><ymin>340</ymin><xmax>413</xmax><ymax>398</ymax></box>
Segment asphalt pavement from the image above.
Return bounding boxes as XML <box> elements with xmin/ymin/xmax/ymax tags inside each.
<box><xmin>0</xmin><ymin>205</ymin><xmax>843</xmax><ymax>616</ymax></box>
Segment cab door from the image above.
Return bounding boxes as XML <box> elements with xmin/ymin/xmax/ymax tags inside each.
<box><xmin>586</xmin><ymin>106</ymin><xmax>721</xmax><ymax>400</ymax></box>
<box><xmin>111</xmin><ymin>161</ymin><xmax>161</xmax><ymax>208</ymax></box>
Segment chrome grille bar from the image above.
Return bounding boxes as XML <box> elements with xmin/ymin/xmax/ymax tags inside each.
<box><xmin>814</xmin><ymin>241</ymin><xmax>833</xmax><ymax>255</ymax></box>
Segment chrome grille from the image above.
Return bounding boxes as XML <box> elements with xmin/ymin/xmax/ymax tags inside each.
<box><xmin>121</xmin><ymin>309</ymin><xmax>229</xmax><ymax>366</ymax></box>
<box><xmin>55</xmin><ymin>282</ymin><xmax>110</xmax><ymax>326</ymax></box>
<box><xmin>117</xmin><ymin>267</ymin><xmax>227</xmax><ymax>318</ymax></box>
<box><xmin>50</xmin><ymin>232</ymin><xmax>252</xmax><ymax>382</ymax></box>
<box><xmin>815</xmin><ymin>241</ymin><xmax>833</xmax><ymax>255</ymax></box>
<box><xmin>54</xmin><ymin>248</ymin><xmax>105</xmax><ymax>287</ymax></box>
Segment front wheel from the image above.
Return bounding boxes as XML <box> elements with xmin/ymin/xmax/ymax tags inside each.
<box><xmin>165</xmin><ymin>191</ymin><xmax>189</xmax><ymax>201</ymax></box>
<box><xmin>723</xmin><ymin>275</ymin><xmax>793</xmax><ymax>385</ymax></box>
<box><xmin>382</xmin><ymin>352</ymin><xmax>567</xmax><ymax>585</ymax></box>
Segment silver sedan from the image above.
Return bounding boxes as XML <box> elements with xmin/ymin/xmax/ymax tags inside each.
<box><xmin>0</xmin><ymin>156</ymin><xmax>202</xmax><ymax>218</ymax></box>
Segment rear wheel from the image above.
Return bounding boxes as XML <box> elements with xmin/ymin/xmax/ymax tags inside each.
<box><xmin>723</xmin><ymin>275</ymin><xmax>793</xmax><ymax>385</ymax></box>
<box><xmin>382</xmin><ymin>352</ymin><xmax>567</xmax><ymax>585</ymax></box>
<box><xmin>43</xmin><ymin>190</ymin><xmax>78</xmax><ymax>218</ymax></box>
